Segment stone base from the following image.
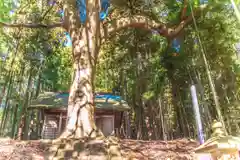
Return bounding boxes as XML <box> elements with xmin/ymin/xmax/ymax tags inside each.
<box><xmin>46</xmin><ymin>136</ymin><xmax>123</xmax><ymax>160</ymax></box>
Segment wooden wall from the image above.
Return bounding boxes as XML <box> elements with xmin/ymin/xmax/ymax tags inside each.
<box><xmin>95</xmin><ymin>110</ymin><xmax>122</xmax><ymax>129</ymax></box>
<box><xmin>41</xmin><ymin>114</ymin><xmax>59</xmax><ymax>139</ymax></box>
<box><xmin>40</xmin><ymin>109</ymin><xmax>124</xmax><ymax>139</ymax></box>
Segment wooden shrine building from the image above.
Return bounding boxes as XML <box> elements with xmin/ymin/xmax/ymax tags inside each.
<box><xmin>27</xmin><ymin>92</ymin><xmax>130</xmax><ymax>140</ymax></box>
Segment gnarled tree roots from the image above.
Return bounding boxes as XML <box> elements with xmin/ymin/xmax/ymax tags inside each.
<box><xmin>47</xmin><ymin>136</ymin><xmax>123</xmax><ymax>160</ymax></box>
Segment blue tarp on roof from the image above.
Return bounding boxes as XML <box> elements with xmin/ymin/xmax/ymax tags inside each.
<box><xmin>30</xmin><ymin>92</ymin><xmax>130</xmax><ymax>111</ymax></box>
<box><xmin>54</xmin><ymin>92</ymin><xmax>122</xmax><ymax>101</ymax></box>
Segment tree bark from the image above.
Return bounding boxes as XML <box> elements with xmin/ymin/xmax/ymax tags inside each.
<box><xmin>60</xmin><ymin>0</ymin><xmax>101</xmax><ymax>139</ymax></box>
<box><xmin>158</xmin><ymin>97</ymin><xmax>167</xmax><ymax>140</ymax></box>
<box><xmin>49</xmin><ymin>1</ymin><xmax>122</xmax><ymax>159</ymax></box>
<box><xmin>63</xmin><ymin>61</ymin><xmax>100</xmax><ymax>138</ymax></box>
<box><xmin>0</xmin><ymin>72</ymin><xmax>14</xmax><ymax>135</ymax></box>
<box><xmin>11</xmin><ymin>104</ymin><xmax>18</xmax><ymax>138</ymax></box>
<box><xmin>17</xmin><ymin>69</ymin><xmax>33</xmax><ymax>140</ymax></box>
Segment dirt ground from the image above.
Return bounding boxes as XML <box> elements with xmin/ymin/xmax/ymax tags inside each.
<box><xmin>0</xmin><ymin>138</ymin><xmax>199</xmax><ymax>160</ymax></box>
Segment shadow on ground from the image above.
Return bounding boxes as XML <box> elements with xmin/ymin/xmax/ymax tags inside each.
<box><xmin>0</xmin><ymin>138</ymin><xmax>45</xmax><ymax>160</ymax></box>
<box><xmin>0</xmin><ymin>138</ymin><xmax>199</xmax><ymax>160</ymax></box>
<box><xmin>120</xmin><ymin>138</ymin><xmax>199</xmax><ymax>160</ymax></box>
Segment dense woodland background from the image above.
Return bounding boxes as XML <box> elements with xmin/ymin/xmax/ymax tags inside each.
<box><xmin>1</xmin><ymin>0</ymin><xmax>240</xmax><ymax>142</ymax></box>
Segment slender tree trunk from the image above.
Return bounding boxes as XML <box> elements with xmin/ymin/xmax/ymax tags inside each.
<box><xmin>158</xmin><ymin>97</ymin><xmax>167</xmax><ymax>140</ymax></box>
<box><xmin>178</xmin><ymin>92</ymin><xmax>190</xmax><ymax>137</ymax></box>
<box><xmin>194</xmin><ymin>27</ymin><xmax>227</xmax><ymax>133</ymax></box>
<box><xmin>136</xmin><ymin>105</ymin><xmax>143</xmax><ymax>140</ymax></box>
<box><xmin>0</xmin><ymin>79</ymin><xmax>7</xmax><ymax>108</ymax></box>
<box><xmin>35</xmin><ymin>73</ymin><xmax>42</xmax><ymax>98</ymax></box>
<box><xmin>0</xmin><ymin>30</ymin><xmax>21</xmax><ymax>106</ymax></box>
<box><xmin>0</xmin><ymin>72</ymin><xmax>14</xmax><ymax>135</ymax></box>
<box><xmin>169</xmin><ymin>73</ymin><xmax>183</xmax><ymax>138</ymax></box>
<box><xmin>24</xmin><ymin>90</ymin><xmax>34</xmax><ymax>140</ymax></box>
<box><xmin>17</xmin><ymin>69</ymin><xmax>33</xmax><ymax>140</ymax></box>
<box><xmin>0</xmin><ymin>71</ymin><xmax>13</xmax><ymax>128</ymax></box>
<box><xmin>11</xmin><ymin>104</ymin><xmax>19</xmax><ymax>138</ymax></box>
<box><xmin>204</xmin><ymin>61</ymin><xmax>227</xmax><ymax>133</ymax></box>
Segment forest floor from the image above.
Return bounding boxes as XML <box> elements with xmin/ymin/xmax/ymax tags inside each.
<box><xmin>0</xmin><ymin>138</ymin><xmax>199</xmax><ymax>160</ymax></box>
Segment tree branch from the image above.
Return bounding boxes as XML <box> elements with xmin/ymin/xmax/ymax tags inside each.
<box><xmin>0</xmin><ymin>21</ymin><xmax>63</xmax><ymax>29</ymax></box>
<box><xmin>102</xmin><ymin>15</ymin><xmax>166</xmax><ymax>38</ymax></box>
<box><xmin>41</xmin><ymin>4</ymin><xmax>55</xmax><ymax>21</ymax></box>
<box><xmin>0</xmin><ymin>0</ymin><xmax>64</xmax><ymax>29</ymax></box>
<box><xmin>103</xmin><ymin>4</ymin><xmax>208</xmax><ymax>39</ymax></box>
<box><xmin>167</xmin><ymin>4</ymin><xmax>210</xmax><ymax>38</ymax></box>
<box><xmin>180</xmin><ymin>0</ymin><xmax>188</xmax><ymax>20</ymax></box>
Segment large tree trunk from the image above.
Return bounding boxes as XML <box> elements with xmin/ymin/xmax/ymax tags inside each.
<box><xmin>60</xmin><ymin>0</ymin><xmax>101</xmax><ymax>139</ymax></box>
<box><xmin>63</xmin><ymin>61</ymin><xmax>99</xmax><ymax>138</ymax></box>
<box><xmin>49</xmin><ymin>1</ymin><xmax>122</xmax><ymax>159</ymax></box>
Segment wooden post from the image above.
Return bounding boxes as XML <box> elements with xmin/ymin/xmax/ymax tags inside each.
<box><xmin>36</xmin><ymin>109</ymin><xmax>39</xmax><ymax>138</ymax></box>
<box><xmin>58</xmin><ymin>112</ymin><xmax>63</xmax><ymax>136</ymax></box>
<box><xmin>27</xmin><ymin>109</ymin><xmax>34</xmax><ymax>140</ymax></box>
<box><xmin>38</xmin><ymin>109</ymin><xmax>43</xmax><ymax>138</ymax></box>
